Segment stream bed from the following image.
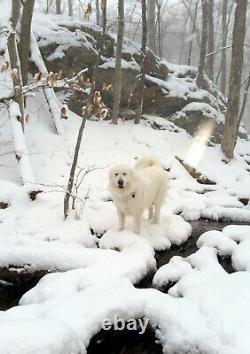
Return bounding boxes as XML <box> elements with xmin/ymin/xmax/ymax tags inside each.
<box><xmin>0</xmin><ymin>220</ymin><xmax>245</xmax><ymax>353</ymax></box>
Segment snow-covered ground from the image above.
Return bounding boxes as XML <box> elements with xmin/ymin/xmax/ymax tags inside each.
<box><xmin>0</xmin><ymin>90</ymin><xmax>250</xmax><ymax>353</ymax></box>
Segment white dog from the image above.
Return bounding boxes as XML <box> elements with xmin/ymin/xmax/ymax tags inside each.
<box><xmin>108</xmin><ymin>156</ymin><xmax>167</xmax><ymax>234</ymax></box>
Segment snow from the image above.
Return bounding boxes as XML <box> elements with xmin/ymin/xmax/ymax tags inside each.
<box><xmin>182</xmin><ymin>102</ymin><xmax>225</xmax><ymax>123</ymax></box>
<box><xmin>1</xmin><ymin>226</ymin><xmax>250</xmax><ymax>354</ymax></box>
<box><xmin>99</xmin><ymin>58</ymin><xmax>140</xmax><ymax>71</ymax></box>
<box><xmin>32</xmin><ymin>13</ymin><xmax>98</xmax><ymax>61</ymax></box>
<box><xmin>8</xmin><ymin>101</ymin><xmax>36</xmax><ymax>185</ymax></box>
<box><xmin>152</xmin><ymin>228</ymin><xmax>250</xmax><ymax>354</ymax></box>
<box><xmin>1</xmin><ymin>8</ymin><xmax>250</xmax><ymax>354</ymax></box>
<box><xmin>197</xmin><ymin>225</ymin><xmax>250</xmax><ymax>272</ymax></box>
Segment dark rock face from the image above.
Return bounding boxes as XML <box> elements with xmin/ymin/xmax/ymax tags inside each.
<box><xmin>34</xmin><ymin>15</ymin><xmax>248</xmax><ymax>142</ymax></box>
<box><xmin>95</xmin><ymin>64</ymin><xmax>139</xmax><ymax>107</ymax></box>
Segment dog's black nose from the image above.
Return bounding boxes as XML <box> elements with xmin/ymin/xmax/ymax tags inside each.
<box><xmin>118</xmin><ymin>178</ymin><xmax>124</xmax><ymax>188</ymax></box>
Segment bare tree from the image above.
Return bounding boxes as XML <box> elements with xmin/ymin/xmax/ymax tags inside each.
<box><xmin>134</xmin><ymin>0</ymin><xmax>147</xmax><ymax>124</ymax></box>
<box><xmin>56</xmin><ymin>0</ymin><xmax>61</xmax><ymax>14</ymax></box>
<box><xmin>68</xmin><ymin>0</ymin><xmax>73</xmax><ymax>16</ymax></box>
<box><xmin>207</xmin><ymin>0</ymin><xmax>214</xmax><ymax>80</ymax></box>
<box><xmin>147</xmin><ymin>0</ymin><xmax>156</xmax><ymax>53</ymax></box>
<box><xmin>156</xmin><ymin>0</ymin><xmax>162</xmax><ymax>58</ymax></box>
<box><xmin>64</xmin><ymin>61</ymin><xmax>101</xmax><ymax>217</ymax></box>
<box><xmin>196</xmin><ymin>0</ymin><xmax>208</xmax><ymax>88</ymax></box>
<box><xmin>19</xmin><ymin>0</ymin><xmax>35</xmax><ymax>86</ymax></box>
<box><xmin>179</xmin><ymin>14</ymin><xmax>188</xmax><ymax>64</ymax></box>
<box><xmin>101</xmin><ymin>0</ymin><xmax>107</xmax><ymax>33</ymax></box>
<box><xmin>46</xmin><ymin>0</ymin><xmax>49</xmax><ymax>13</ymax></box>
<box><xmin>235</xmin><ymin>72</ymin><xmax>250</xmax><ymax>144</ymax></box>
<box><xmin>220</xmin><ymin>0</ymin><xmax>228</xmax><ymax>94</ymax></box>
<box><xmin>187</xmin><ymin>0</ymin><xmax>199</xmax><ymax>66</ymax></box>
<box><xmin>221</xmin><ymin>0</ymin><xmax>248</xmax><ymax>159</ymax></box>
<box><xmin>181</xmin><ymin>0</ymin><xmax>200</xmax><ymax>48</ymax></box>
<box><xmin>111</xmin><ymin>0</ymin><xmax>124</xmax><ymax>124</ymax></box>
<box><xmin>6</xmin><ymin>0</ymin><xmax>37</xmax><ymax>190</ymax></box>
<box><xmin>96</xmin><ymin>0</ymin><xmax>100</xmax><ymax>25</ymax></box>
<box><xmin>7</xmin><ymin>0</ymin><xmax>25</xmax><ymax>130</ymax></box>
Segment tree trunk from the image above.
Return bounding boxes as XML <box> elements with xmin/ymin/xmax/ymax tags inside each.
<box><xmin>206</xmin><ymin>0</ymin><xmax>214</xmax><ymax>81</ymax></box>
<box><xmin>134</xmin><ymin>0</ymin><xmax>147</xmax><ymax>125</ymax></box>
<box><xmin>221</xmin><ymin>0</ymin><xmax>248</xmax><ymax>159</ymax></box>
<box><xmin>19</xmin><ymin>0</ymin><xmax>35</xmax><ymax>86</ymax></box>
<box><xmin>220</xmin><ymin>0</ymin><xmax>228</xmax><ymax>94</ymax></box>
<box><xmin>30</xmin><ymin>33</ymin><xmax>65</xmax><ymax>135</ymax></box>
<box><xmin>64</xmin><ymin>117</ymin><xmax>86</xmax><ymax>218</ymax></box>
<box><xmin>179</xmin><ymin>15</ymin><xmax>188</xmax><ymax>65</ymax></box>
<box><xmin>64</xmin><ymin>64</ymin><xmax>100</xmax><ymax>218</ymax></box>
<box><xmin>111</xmin><ymin>0</ymin><xmax>124</xmax><ymax>124</ymax></box>
<box><xmin>46</xmin><ymin>0</ymin><xmax>48</xmax><ymax>13</ymax></box>
<box><xmin>101</xmin><ymin>0</ymin><xmax>107</xmax><ymax>33</ymax></box>
<box><xmin>56</xmin><ymin>0</ymin><xmax>61</xmax><ymax>14</ymax></box>
<box><xmin>187</xmin><ymin>0</ymin><xmax>199</xmax><ymax>66</ymax></box>
<box><xmin>96</xmin><ymin>0</ymin><xmax>100</xmax><ymax>25</ymax></box>
<box><xmin>196</xmin><ymin>0</ymin><xmax>208</xmax><ymax>88</ymax></box>
<box><xmin>68</xmin><ymin>0</ymin><xmax>73</xmax><ymax>16</ymax></box>
<box><xmin>147</xmin><ymin>0</ymin><xmax>156</xmax><ymax>53</ymax></box>
<box><xmin>235</xmin><ymin>72</ymin><xmax>250</xmax><ymax>145</ymax></box>
<box><xmin>156</xmin><ymin>0</ymin><xmax>162</xmax><ymax>58</ymax></box>
<box><xmin>7</xmin><ymin>0</ymin><xmax>25</xmax><ymax>130</ymax></box>
<box><xmin>181</xmin><ymin>0</ymin><xmax>200</xmax><ymax>48</ymax></box>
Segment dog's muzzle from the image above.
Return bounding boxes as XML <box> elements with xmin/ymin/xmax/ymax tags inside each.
<box><xmin>118</xmin><ymin>178</ymin><xmax>124</xmax><ymax>189</ymax></box>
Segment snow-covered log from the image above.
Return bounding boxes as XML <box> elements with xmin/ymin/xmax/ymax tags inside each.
<box><xmin>30</xmin><ymin>33</ymin><xmax>64</xmax><ymax>135</ymax></box>
<box><xmin>8</xmin><ymin>101</ymin><xmax>36</xmax><ymax>186</ymax></box>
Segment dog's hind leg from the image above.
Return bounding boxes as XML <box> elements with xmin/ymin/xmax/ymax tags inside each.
<box><xmin>153</xmin><ymin>190</ymin><xmax>165</xmax><ymax>224</ymax></box>
<box><xmin>118</xmin><ymin>209</ymin><xmax>125</xmax><ymax>231</ymax></box>
<box><xmin>153</xmin><ymin>204</ymin><xmax>160</xmax><ymax>224</ymax></box>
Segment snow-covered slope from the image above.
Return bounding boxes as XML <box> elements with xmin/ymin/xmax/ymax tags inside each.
<box><xmin>0</xmin><ymin>92</ymin><xmax>250</xmax><ymax>257</ymax></box>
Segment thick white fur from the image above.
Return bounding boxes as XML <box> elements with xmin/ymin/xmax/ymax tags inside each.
<box><xmin>108</xmin><ymin>156</ymin><xmax>167</xmax><ymax>234</ymax></box>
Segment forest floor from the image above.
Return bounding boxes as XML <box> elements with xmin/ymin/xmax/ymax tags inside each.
<box><xmin>0</xmin><ymin>93</ymin><xmax>250</xmax><ymax>354</ymax></box>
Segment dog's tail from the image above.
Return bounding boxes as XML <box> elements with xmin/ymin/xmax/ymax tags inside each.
<box><xmin>134</xmin><ymin>156</ymin><xmax>161</xmax><ymax>170</ymax></box>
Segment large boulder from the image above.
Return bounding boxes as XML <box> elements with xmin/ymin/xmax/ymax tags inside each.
<box><xmin>171</xmin><ymin>103</ymin><xmax>225</xmax><ymax>143</ymax></box>
<box><xmin>33</xmin><ymin>14</ymin><xmax>242</xmax><ymax>142</ymax></box>
<box><xmin>94</xmin><ymin>59</ymin><xmax>139</xmax><ymax>107</ymax></box>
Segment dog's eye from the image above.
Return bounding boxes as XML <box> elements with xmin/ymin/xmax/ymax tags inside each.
<box><xmin>123</xmin><ymin>173</ymin><xmax>127</xmax><ymax>176</ymax></box>
<box><xmin>115</xmin><ymin>173</ymin><xmax>119</xmax><ymax>177</ymax></box>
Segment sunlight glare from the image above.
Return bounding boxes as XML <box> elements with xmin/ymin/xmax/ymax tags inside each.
<box><xmin>184</xmin><ymin>121</ymin><xmax>215</xmax><ymax>168</ymax></box>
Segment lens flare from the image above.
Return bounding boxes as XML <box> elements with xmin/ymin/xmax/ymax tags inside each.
<box><xmin>184</xmin><ymin>121</ymin><xmax>215</xmax><ymax>168</ymax></box>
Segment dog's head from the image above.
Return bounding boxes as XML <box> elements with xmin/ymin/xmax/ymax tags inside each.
<box><xmin>109</xmin><ymin>164</ymin><xmax>134</xmax><ymax>190</ymax></box>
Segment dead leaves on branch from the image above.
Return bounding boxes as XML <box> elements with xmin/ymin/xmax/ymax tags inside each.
<box><xmin>47</xmin><ymin>70</ymin><xmax>62</xmax><ymax>87</ymax></box>
<box><xmin>17</xmin><ymin>113</ymin><xmax>31</xmax><ymax>125</ymax></box>
<box><xmin>33</xmin><ymin>71</ymin><xmax>42</xmax><ymax>82</ymax></box>
<box><xmin>33</xmin><ymin>70</ymin><xmax>62</xmax><ymax>87</ymax></box>
<box><xmin>82</xmin><ymin>91</ymin><xmax>108</xmax><ymax>120</ymax></box>
<box><xmin>30</xmin><ymin>69</ymin><xmax>110</xmax><ymax>120</ymax></box>
<box><xmin>60</xmin><ymin>104</ymin><xmax>68</xmax><ymax>119</ymax></box>
<box><xmin>84</xmin><ymin>3</ymin><xmax>92</xmax><ymax>20</ymax></box>
<box><xmin>102</xmin><ymin>82</ymin><xmax>112</xmax><ymax>92</ymax></box>
<box><xmin>0</xmin><ymin>61</ymin><xmax>9</xmax><ymax>73</ymax></box>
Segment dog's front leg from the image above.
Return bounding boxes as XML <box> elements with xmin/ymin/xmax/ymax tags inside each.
<box><xmin>118</xmin><ymin>209</ymin><xmax>125</xmax><ymax>231</ymax></box>
<box><xmin>133</xmin><ymin>212</ymin><xmax>142</xmax><ymax>234</ymax></box>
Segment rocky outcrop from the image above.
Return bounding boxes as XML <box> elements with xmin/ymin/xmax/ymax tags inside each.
<box><xmin>33</xmin><ymin>14</ymin><xmax>248</xmax><ymax>143</ymax></box>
